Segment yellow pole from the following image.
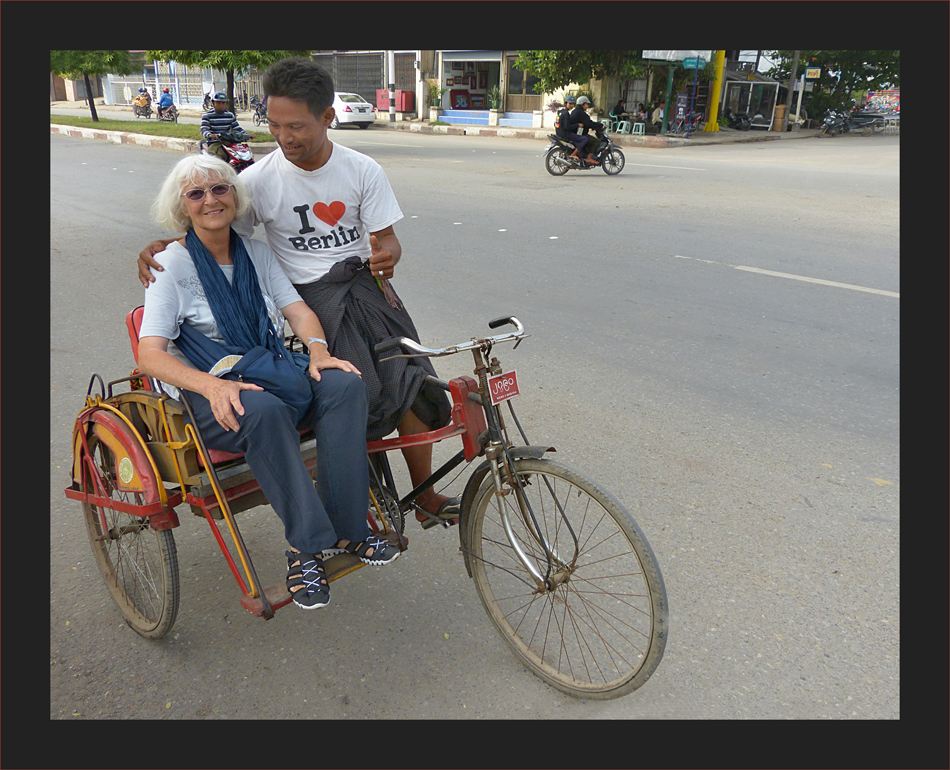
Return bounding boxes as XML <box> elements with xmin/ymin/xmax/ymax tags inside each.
<box><xmin>704</xmin><ymin>50</ymin><xmax>726</xmax><ymax>131</ymax></box>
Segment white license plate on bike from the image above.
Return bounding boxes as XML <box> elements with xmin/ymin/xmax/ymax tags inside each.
<box><xmin>487</xmin><ymin>370</ymin><xmax>520</xmax><ymax>405</ymax></box>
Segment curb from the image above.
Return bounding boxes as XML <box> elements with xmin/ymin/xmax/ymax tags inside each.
<box><xmin>51</xmin><ymin>118</ymin><xmax>820</xmax><ymax>156</ymax></box>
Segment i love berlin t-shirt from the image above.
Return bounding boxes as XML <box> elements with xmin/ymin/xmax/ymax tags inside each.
<box><xmin>233</xmin><ymin>142</ymin><xmax>403</xmax><ymax>285</ymax></box>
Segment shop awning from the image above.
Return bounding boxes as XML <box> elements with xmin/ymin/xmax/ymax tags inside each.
<box><xmin>441</xmin><ymin>50</ymin><xmax>503</xmax><ymax>62</ymax></box>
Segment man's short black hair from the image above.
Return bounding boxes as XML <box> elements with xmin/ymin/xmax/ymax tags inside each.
<box><xmin>263</xmin><ymin>57</ymin><xmax>334</xmax><ymax>118</ymax></box>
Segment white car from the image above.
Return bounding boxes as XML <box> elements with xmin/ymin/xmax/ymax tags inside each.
<box><xmin>331</xmin><ymin>92</ymin><xmax>376</xmax><ymax>129</ymax></box>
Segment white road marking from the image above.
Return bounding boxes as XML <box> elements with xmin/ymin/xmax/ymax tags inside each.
<box><xmin>673</xmin><ymin>255</ymin><xmax>899</xmax><ymax>298</ymax></box>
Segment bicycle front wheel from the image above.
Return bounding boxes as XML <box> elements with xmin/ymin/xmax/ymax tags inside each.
<box><xmin>468</xmin><ymin>457</ymin><xmax>667</xmax><ymax>699</ymax></box>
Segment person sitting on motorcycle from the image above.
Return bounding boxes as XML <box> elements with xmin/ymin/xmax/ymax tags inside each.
<box><xmin>570</xmin><ymin>96</ymin><xmax>605</xmax><ymax>165</ymax></box>
<box><xmin>555</xmin><ymin>94</ymin><xmax>587</xmax><ymax>160</ymax></box>
<box><xmin>201</xmin><ymin>91</ymin><xmax>249</xmax><ymax>163</ymax></box>
<box><xmin>157</xmin><ymin>88</ymin><xmax>174</xmax><ymax>119</ymax></box>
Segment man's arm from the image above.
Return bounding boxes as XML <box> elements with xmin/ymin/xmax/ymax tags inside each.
<box><xmin>367</xmin><ymin>226</ymin><xmax>401</xmax><ymax>279</ymax></box>
<box><xmin>138</xmin><ymin>237</ymin><xmax>180</xmax><ymax>286</ymax></box>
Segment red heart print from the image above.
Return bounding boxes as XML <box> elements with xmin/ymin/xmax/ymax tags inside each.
<box><xmin>313</xmin><ymin>201</ymin><xmax>346</xmax><ymax>227</ymax></box>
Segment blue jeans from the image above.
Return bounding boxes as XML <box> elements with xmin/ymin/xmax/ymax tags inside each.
<box><xmin>184</xmin><ymin>370</ymin><xmax>370</xmax><ymax>553</ymax></box>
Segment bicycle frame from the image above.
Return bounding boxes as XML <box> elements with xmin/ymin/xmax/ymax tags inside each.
<box><xmin>373</xmin><ymin>317</ymin><xmax>567</xmax><ymax>590</ymax></box>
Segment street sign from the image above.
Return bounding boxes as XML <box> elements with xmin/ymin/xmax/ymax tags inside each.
<box><xmin>805</xmin><ymin>67</ymin><xmax>822</xmax><ymax>79</ymax></box>
<box><xmin>683</xmin><ymin>57</ymin><xmax>706</xmax><ymax>70</ymax></box>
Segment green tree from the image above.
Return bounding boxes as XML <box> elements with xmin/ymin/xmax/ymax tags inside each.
<box><xmin>514</xmin><ymin>51</ymin><xmax>646</xmax><ymax>94</ymax></box>
<box><xmin>146</xmin><ymin>50</ymin><xmax>311</xmax><ymax>113</ymax></box>
<box><xmin>50</xmin><ymin>50</ymin><xmax>138</xmax><ymax>122</ymax></box>
<box><xmin>767</xmin><ymin>50</ymin><xmax>900</xmax><ymax>115</ymax></box>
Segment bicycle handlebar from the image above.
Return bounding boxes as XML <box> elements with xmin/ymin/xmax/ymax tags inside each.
<box><xmin>374</xmin><ymin>316</ymin><xmax>526</xmax><ymax>360</ymax></box>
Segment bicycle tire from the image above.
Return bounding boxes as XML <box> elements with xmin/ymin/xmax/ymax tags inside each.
<box><xmin>467</xmin><ymin>457</ymin><xmax>667</xmax><ymax>699</ymax></box>
<box><xmin>80</xmin><ymin>426</ymin><xmax>180</xmax><ymax>639</ymax></box>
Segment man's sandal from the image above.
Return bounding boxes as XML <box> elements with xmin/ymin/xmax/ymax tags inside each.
<box><xmin>285</xmin><ymin>551</ymin><xmax>330</xmax><ymax>610</ymax></box>
<box><xmin>324</xmin><ymin>534</ymin><xmax>400</xmax><ymax>566</ymax></box>
<box><xmin>415</xmin><ymin>496</ymin><xmax>461</xmax><ymax>530</ymax></box>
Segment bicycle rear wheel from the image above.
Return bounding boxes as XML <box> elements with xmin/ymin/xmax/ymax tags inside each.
<box><xmin>468</xmin><ymin>457</ymin><xmax>667</xmax><ymax>699</ymax></box>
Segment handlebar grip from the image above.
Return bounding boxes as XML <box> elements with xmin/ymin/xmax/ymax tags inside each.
<box><xmin>374</xmin><ymin>337</ymin><xmax>405</xmax><ymax>355</ymax></box>
<box><xmin>488</xmin><ymin>316</ymin><xmax>514</xmax><ymax>330</ymax></box>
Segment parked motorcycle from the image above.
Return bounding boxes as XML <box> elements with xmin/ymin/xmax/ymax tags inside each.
<box><xmin>544</xmin><ymin>130</ymin><xmax>625</xmax><ymax>176</ymax></box>
<box><xmin>199</xmin><ymin>130</ymin><xmax>255</xmax><ymax>173</ymax></box>
<box><xmin>847</xmin><ymin>109</ymin><xmax>885</xmax><ymax>134</ymax></box>
<box><xmin>157</xmin><ymin>104</ymin><xmax>179</xmax><ymax>123</ymax></box>
<box><xmin>668</xmin><ymin>110</ymin><xmax>703</xmax><ymax>136</ymax></box>
<box><xmin>723</xmin><ymin>107</ymin><xmax>751</xmax><ymax>131</ymax></box>
<box><xmin>819</xmin><ymin>109</ymin><xmax>848</xmax><ymax>137</ymax></box>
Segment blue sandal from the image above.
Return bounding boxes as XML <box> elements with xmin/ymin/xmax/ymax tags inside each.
<box><xmin>324</xmin><ymin>535</ymin><xmax>400</xmax><ymax>566</ymax></box>
<box><xmin>285</xmin><ymin>551</ymin><xmax>330</xmax><ymax>610</ymax></box>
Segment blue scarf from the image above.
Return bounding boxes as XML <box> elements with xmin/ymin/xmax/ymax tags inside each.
<box><xmin>174</xmin><ymin>228</ymin><xmax>314</xmax><ymax>422</ymax></box>
<box><xmin>184</xmin><ymin>227</ymin><xmax>284</xmax><ymax>356</ymax></box>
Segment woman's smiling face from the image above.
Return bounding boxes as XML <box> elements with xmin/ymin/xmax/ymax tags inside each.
<box><xmin>181</xmin><ymin>175</ymin><xmax>236</xmax><ymax>234</ymax></box>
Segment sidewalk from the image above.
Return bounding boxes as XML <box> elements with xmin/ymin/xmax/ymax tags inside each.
<box><xmin>51</xmin><ymin>99</ymin><xmax>822</xmax><ymax>150</ymax></box>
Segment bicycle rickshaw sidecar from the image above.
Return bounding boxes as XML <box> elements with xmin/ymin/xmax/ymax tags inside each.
<box><xmin>65</xmin><ymin>310</ymin><xmax>669</xmax><ymax>700</ymax></box>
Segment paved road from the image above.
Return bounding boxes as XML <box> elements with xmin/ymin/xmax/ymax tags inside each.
<box><xmin>50</xmin><ymin>129</ymin><xmax>899</xmax><ymax>729</ymax></box>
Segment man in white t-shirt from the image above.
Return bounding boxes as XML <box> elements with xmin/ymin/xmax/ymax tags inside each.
<box><xmin>138</xmin><ymin>58</ymin><xmax>459</xmax><ymax>527</ymax></box>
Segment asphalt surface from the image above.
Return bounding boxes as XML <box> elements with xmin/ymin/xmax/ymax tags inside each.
<box><xmin>48</xmin><ymin>108</ymin><xmax>901</xmax><ymax>751</ymax></box>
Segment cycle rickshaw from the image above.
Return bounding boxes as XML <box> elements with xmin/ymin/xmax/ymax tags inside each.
<box><xmin>65</xmin><ymin>311</ymin><xmax>668</xmax><ymax>699</ymax></box>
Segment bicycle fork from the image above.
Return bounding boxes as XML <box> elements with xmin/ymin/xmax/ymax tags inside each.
<box><xmin>472</xmin><ymin>348</ymin><xmax>569</xmax><ymax>593</ymax></box>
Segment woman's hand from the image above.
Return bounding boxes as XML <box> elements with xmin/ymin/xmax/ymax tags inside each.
<box><xmin>307</xmin><ymin>347</ymin><xmax>361</xmax><ymax>382</ymax></box>
<box><xmin>202</xmin><ymin>377</ymin><xmax>264</xmax><ymax>432</ymax></box>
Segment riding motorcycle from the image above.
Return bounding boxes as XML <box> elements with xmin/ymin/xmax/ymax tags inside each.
<box><xmin>250</xmin><ymin>96</ymin><xmax>267</xmax><ymax>127</ymax></box>
<box><xmin>132</xmin><ymin>96</ymin><xmax>153</xmax><ymax>119</ymax></box>
<box><xmin>199</xmin><ymin>130</ymin><xmax>255</xmax><ymax>173</ymax></box>
<box><xmin>544</xmin><ymin>130</ymin><xmax>625</xmax><ymax>176</ymax></box>
<box><xmin>157</xmin><ymin>104</ymin><xmax>179</xmax><ymax>123</ymax></box>
<box><xmin>723</xmin><ymin>107</ymin><xmax>751</xmax><ymax>131</ymax></box>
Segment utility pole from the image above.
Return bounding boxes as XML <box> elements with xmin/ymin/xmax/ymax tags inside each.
<box><xmin>704</xmin><ymin>50</ymin><xmax>726</xmax><ymax>131</ymax></box>
<box><xmin>782</xmin><ymin>50</ymin><xmax>800</xmax><ymax>132</ymax></box>
<box><xmin>387</xmin><ymin>50</ymin><xmax>396</xmax><ymax>123</ymax></box>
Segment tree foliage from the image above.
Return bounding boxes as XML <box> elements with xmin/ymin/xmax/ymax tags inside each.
<box><xmin>514</xmin><ymin>51</ymin><xmax>646</xmax><ymax>94</ymax></box>
<box><xmin>50</xmin><ymin>50</ymin><xmax>138</xmax><ymax>121</ymax></box>
<box><xmin>767</xmin><ymin>50</ymin><xmax>900</xmax><ymax>115</ymax></box>
<box><xmin>147</xmin><ymin>50</ymin><xmax>311</xmax><ymax>112</ymax></box>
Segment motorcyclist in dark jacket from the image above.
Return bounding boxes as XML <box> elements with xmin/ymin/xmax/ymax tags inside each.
<box><xmin>555</xmin><ymin>94</ymin><xmax>587</xmax><ymax>160</ymax></box>
<box><xmin>570</xmin><ymin>96</ymin><xmax>604</xmax><ymax>164</ymax></box>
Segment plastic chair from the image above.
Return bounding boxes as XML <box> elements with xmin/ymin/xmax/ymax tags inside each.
<box><xmin>632</xmin><ymin>122</ymin><xmax>645</xmax><ymax>136</ymax></box>
<box><xmin>615</xmin><ymin>120</ymin><xmax>632</xmax><ymax>134</ymax></box>
<box><xmin>602</xmin><ymin>118</ymin><xmax>614</xmax><ymax>132</ymax></box>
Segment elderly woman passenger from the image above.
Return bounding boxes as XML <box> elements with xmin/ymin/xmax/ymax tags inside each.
<box><xmin>139</xmin><ymin>154</ymin><xmax>398</xmax><ymax>611</ymax></box>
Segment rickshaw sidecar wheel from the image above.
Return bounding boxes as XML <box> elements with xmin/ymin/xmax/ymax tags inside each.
<box><xmin>78</xmin><ymin>412</ymin><xmax>180</xmax><ymax>639</ymax></box>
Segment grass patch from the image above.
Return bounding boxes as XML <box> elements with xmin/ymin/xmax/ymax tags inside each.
<box><xmin>49</xmin><ymin>113</ymin><xmax>272</xmax><ymax>143</ymax></box>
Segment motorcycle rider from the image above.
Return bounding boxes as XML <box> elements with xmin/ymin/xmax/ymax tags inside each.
<box><xmin>555</xmin><ymin>94</ymin><xmax>588</xmax><ymax>160</ymax></box>
<box><xmin>132</xmin><ymin>87</ymin><xmax>152</xmax><ymax>117</ymax></box>
<box><xmin>201</xmin><ymin>91</ymin><xmax>249</xmax><ymax>162</ymax></box>
<box><xmin>157</xmin><ymin>88</ymin><xmax>174</xmax><ymax>119</ymax></box>
<box><xmin>570</xmin><ymin>96</ymin><xmax>604</xmax><ymax>165</ymax></box>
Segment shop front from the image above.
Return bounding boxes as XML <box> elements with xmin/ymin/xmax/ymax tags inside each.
<box><xmin>439</xmin><ymin>50</ymin><xmax>502</xmax><ymax>111</ymax></box>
